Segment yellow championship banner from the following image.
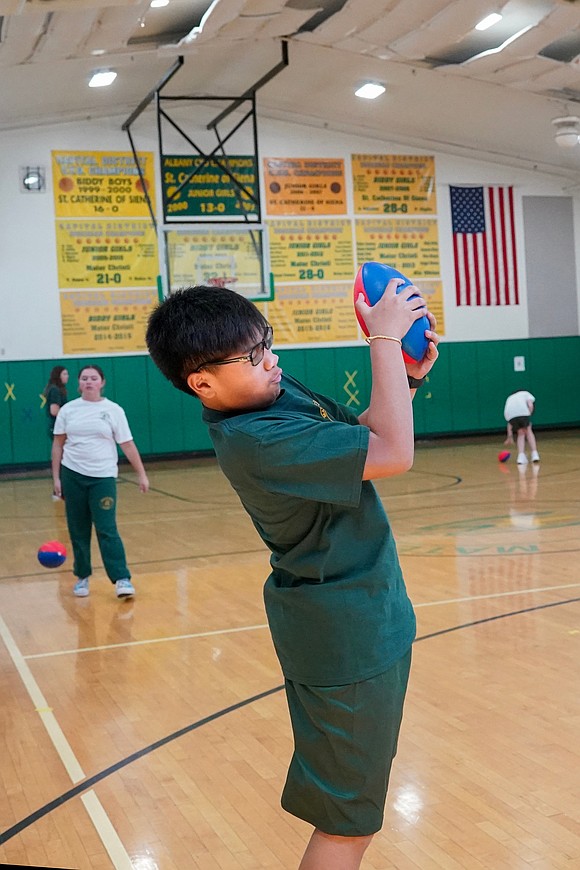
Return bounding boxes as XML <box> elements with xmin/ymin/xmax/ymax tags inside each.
<box><xmin>267</xmin><ymin>282</ymin><xmax>358</xmax><ymax>344</ymax></box>
<box><xmin>355</xmin><ymin>218</ymin><xmax>440</xmax><ymax>277</ymax></box>
<box><xmin>268</xmin><ymin>219</ymin><xmax>354</xmax><ymax>282</ymax></box>
<box><xmin>263</xmin><ymin>158</ymin><xmax>347</xmax><ymax>215</ymax></box>
<box><xmin>55</xmin><ymin>221</ymin><xmax>159</xmax><ymax>288</ymax></box>
<box><xmin>52</xmin><ymin>151</ymin><xmax>155</xmax><ymax>218</ymax></box>
<box><xmin>60</xmin><ymin>289</ymin><xmax>157</xmax><ymax>354</ymax></box>
<box><xmin>167</xmin><ymin>230</ymin><xmax>266</xmax><ymax>297</ymax></box>
<box><xmin>414</xmin><ymin>279</ymin><xmax>445</xmax><ymax>335</ymax></box>
<box><xmin>352</xmin><ymin>154</ymin><xmax>436</xmax><ymax>215</ymax></box>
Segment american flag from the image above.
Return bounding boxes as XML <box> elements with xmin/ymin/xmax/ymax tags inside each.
<box><xmin>450</xmin><ymin>185</ymin><xmax>519</xmax><ymax>306</ymax></box>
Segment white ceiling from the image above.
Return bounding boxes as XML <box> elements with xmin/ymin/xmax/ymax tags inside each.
<box><xmin>2</xmin><ymin>0</ymin><xmax>580</xmax><ymax>179</ymax></box>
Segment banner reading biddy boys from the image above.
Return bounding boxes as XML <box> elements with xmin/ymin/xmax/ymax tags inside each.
<box><xmin>52</xmin><ymin>151</ymin><xmax>155</xmax><ymax>218</ymax></box>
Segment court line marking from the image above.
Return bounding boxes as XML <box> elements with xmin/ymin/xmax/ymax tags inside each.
<box><xmin>413</xmin><ymin>581</ymin><xmax>580</xmax><ymax>607</ymax></box>
<box><xmin>22</xmin><ymin>581</ymin><xmax>580</xmax><ymax>660</ymax></box>
<box><xmin>0</xmin><ymin>684</ymin><xmax>284</xmax><ymax>847</ymax></box>
<box><xmin>0</xmin><ymin>612</ymin><xmax>134</xmax><ymax>869</ymax></box>
<box><xmin>24</xmin><ymin>622</ymin><xmax>270</xmax><ymax>659</ymax></box>
<box><xmin>3</xmin><ymin>595</ymin><xmax>580</xmax><ymax>848</ymax></box>
<box><xmin>0</xmin><ymin>546</ymin><xmax>268</xmax><ymax>582</ymax></box>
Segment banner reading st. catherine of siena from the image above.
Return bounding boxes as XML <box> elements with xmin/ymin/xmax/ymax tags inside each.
<box><xmin>351</xmin><ymin>154</ymin><xmax>436</xmax><ymax>215</ymax></box>
<box><xmin>52</xmin><ymin>151</ymin><xmax>155</xmax><ymax>218</ymax></box>
<box><xmin>263</xmin><ymin>158</ymin><xmax>347</xmax><ymax>215</ymax></box>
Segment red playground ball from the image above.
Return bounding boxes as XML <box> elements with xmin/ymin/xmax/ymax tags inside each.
<box><xmin>498</xmin><ymin>451</ymin><xmax>511</xmax><ymax>463</ymax></box>
<box><xmin>37</xmin><ymin>540</ymin><xmax>67</xmax><ymax>569</ymax></box>
<box><xmin>354</xmin><ymin>261</ymin><xmax>430</xmax><ymax>363</ymax></box>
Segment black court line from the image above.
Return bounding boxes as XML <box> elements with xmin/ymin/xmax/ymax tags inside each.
<box><xmin>0</xmin><ymin>685</ymin><xmax>284</xmax><ymax>845</ymax></box>
<box><xmin>399</xmin><ymin>548</ymin><xmax>580</xmax><ymax>559</ymax></box>
<box><xmin>118</xmin><ymin>475</ymin><xmax>237</xmax><ymax>507</ymax></box>
<box><xmin>413</xmin><ymin>596</ymin><xmax>580</xmax><ymax>642</ymax></box>
<box><xmin>120</xmin><ymin>482</ymin><xmax>245</xmax><ymax>508</ymax></box>
<box><xmin>2</xmin><ymin>547</ymin><xmax>267</xmax><ymax>583</ymax></box>
<box><xmin>119</xmin><ymin>470</ymin><xmax>464</xmax><ymax>505</ymax></box>
<box><xmin>1</xmin><ymin>595</ymin><xmax>580</xmax><ymax>845</ymax></box>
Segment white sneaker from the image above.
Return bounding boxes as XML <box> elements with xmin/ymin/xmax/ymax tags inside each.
<box><xmin>74</xmin><ymin>577</ymin><xmax>90</xmax><ymax>597</ymax></box>
<box><xmin>115</xmin><ymin>578</ymin><xmax>135</xmax><ymax>598</ymax></box>
<box><xmin>531</xmin><ymin>451</ymin><xmax>540</xmax><ymax>462</ymax></box>
<box><xmin>517</xmin><ymin>453</ymin><xmax>528</xmax><ymax>465</ymax></box>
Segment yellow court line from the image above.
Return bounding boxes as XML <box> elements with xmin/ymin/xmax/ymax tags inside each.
<box><xmin>0</xmin><ymin>613</ymin><xmax>134</xmax><ymax>869</ymax></box>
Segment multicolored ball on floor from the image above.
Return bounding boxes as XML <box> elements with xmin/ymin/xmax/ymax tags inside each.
<box><xmin>37</xmin><ymin>540</ymin><xmax>67</xmax><ymax>568</ymax></box>
<box><xmin>498</xmin><ymin>450</ymin><xmax>511</xmax><ymax>463</ymax></box>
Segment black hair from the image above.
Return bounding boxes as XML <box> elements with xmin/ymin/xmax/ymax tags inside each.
<box><xmin>146</xmin><ymin>285</ymin><xmax>269</xmax><ymax>397</ymax></box>
<box><xmin>43</xmin><ymin>365</ymin><xmax>68</xmax><ymax>397</ymax></box>
<box><xmin>78</xmin><ymin>364</ymin><xmax>105</xmax><ymax>381</ymax></box>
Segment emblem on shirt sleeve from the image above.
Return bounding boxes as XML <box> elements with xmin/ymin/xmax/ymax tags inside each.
<box><xmin>312</xmin><ymin>399</ymin><xmax>331</xmax><ymax>420</ymax></box>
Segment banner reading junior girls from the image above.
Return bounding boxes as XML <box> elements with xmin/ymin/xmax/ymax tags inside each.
<box><xmin>162</xmin><ymin>155</ymin><xmax>257</xmax><ymax>219</ymax></box>
<box><xmin>264</xmin><ymin>158</ymin><xmax>347</xmax><ymax>215</ymax></box>
<box><xmin>352</xmin><ymin>154</ymin><xmax>436</xmax><ymax>215</ymax></box>
<box><xmin>355</xmin><ymin>218</ymin><xmax>440</xmax><ymax>277</ymax></box>
<box><xmin>56</xmin><ymin>221</ymin><xmax>158</xmax><ymax>288</ymax></box>
<box><xmin>268</xmin><ymin>219</ymin><xmax>354</xmax><ymax>282</ymax></box>
<box><xmin>60</xmin><ymin>289</ymin><xmax>157</xmax><ymax>354</ymax></box>
<box><xmin>419</xmin><ymin>280</ymin><xmax>445</xmax><ymax>335</ymax></box>
<box><xmin>52</xmin><ymin>151</ymin><xmax>155</xmax><ymax>218</ymax></box>
<box><xmin>266</xmin><ymin>282</ymin><xmax>358</xmax><ymax>343</ymax></box>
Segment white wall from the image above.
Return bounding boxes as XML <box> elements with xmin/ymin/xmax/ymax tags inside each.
<box><xmin>1</xmin><ymin>110</ymin><xmax>579</xmax><ymax>361</ymax></box>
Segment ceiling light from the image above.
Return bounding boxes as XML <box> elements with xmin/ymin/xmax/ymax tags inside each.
<box><xmin>552</xmin><ymin>116</ymin><xmax>580</xmax><ymax>148</ymax></box>
<box><xmin>465</xmin><ymin>25</ymin><xmax>533</xmax><ymax>63</ymax></box>
<box><xmin>21</xmin><ymin>166</ymin><xmax>45</xmax><ymax>192</ymax></box>
<box><xmin>88</xmin><ymin>69</ymin><xmax>117</xmax><ymax>88</ymax></box>
<box><xmin>555</xmin><ymin>131</ymin><xmax>579</xmax><ymax>148</ymax></box>
<box><xmin>182</xmin><ymin>0</ymin><xmax>222</xmax><ymax>43</ymax></box>
<box><xmin>355</xmin><ymin>83</ymin><xmax>386</xmax><ymax>100</ymax></box>
<box><xmin>150</xmin><ymin>0</ymin><xmax>169</xmax><ymax>6</ymax></box>
<box><xmin>475</xmin><ymin>13</ymin><xmax>503</xmax><ymax>31</ymax></box>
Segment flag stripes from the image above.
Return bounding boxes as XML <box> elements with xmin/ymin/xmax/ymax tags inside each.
<box><xmin>450</xmin><ymin>185</ymin><xmax>519</xmax><ymax>306</ymax></box>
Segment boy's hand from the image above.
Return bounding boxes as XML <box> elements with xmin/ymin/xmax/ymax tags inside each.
<box><xmin>355</xmin><ymin>279</ymin><xmax>428</xmax><ymax>340</ymax></box>
<box><xmin>405</xmin><ymin>311</ymin><xmax>440</xmax><ymax>379</ymax></box>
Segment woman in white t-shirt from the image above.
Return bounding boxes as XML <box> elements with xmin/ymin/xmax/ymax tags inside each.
<box><xmin>52</xmin><ymin>364</ymin><xmax>149</xmax><ymax>599</ymax></box>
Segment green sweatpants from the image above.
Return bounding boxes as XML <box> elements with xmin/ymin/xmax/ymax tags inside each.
<box><xmin>61</xmin><ymin>465</ymin><xmax>130</xmax><ymax>583</ymax></box>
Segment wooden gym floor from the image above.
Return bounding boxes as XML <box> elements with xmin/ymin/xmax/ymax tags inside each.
<box><xmin>1</xmin><ymin>430</ymin><xmax>579</xmax><ymax>869</ymax></box>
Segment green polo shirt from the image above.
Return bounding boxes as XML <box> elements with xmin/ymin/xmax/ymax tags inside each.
<box><xmin>202</xmin><ymin>373</ymin><xmax>416</xmax><ymax>686</ymax></box>
<box><xmin>45</xmin><ymin>385</ymin><xmax>67</xmax><ymax>435</ymax></box>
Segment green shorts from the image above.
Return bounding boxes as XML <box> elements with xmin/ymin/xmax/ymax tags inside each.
<box><xmin>281</xmin><ymin>649</ymin><xmax>412</xmax><ymax>837</ymax></box>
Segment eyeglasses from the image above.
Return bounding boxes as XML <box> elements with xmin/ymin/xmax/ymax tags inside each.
<box><xmin>194</xmin><ymin>326</ymin><xmax>274</xmax><ymax>372</ymax></box>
